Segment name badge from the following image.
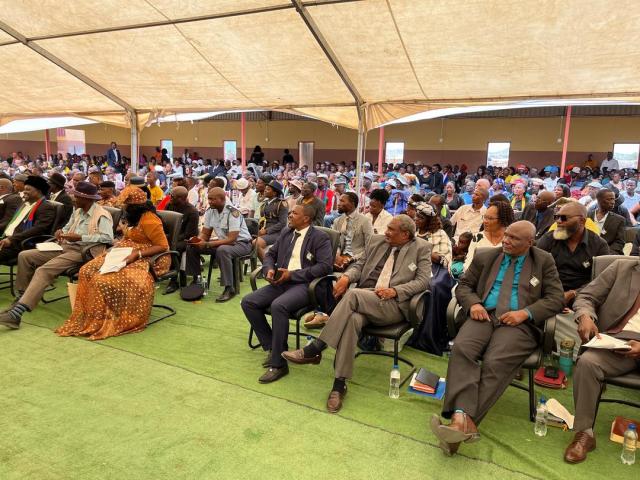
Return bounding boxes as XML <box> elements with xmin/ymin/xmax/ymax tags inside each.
<box><xmin>530</xmin><ymin>276</ymin><xmax>540</xmax><ymax>287</ymax></box>
<box><xmin>408</xmin><ymin>262</ymin><xmax>417</xmax><ymax>271</ymax></box>
<box><xmin>582</xmin><ymin>260</ymin><xmax>591</xmax><ymax>268</ymax></box>
<box><xmin>601</xmin><ymin>229</ymin><xmax>607</xmax><ymax>236</ymax></box>
<box><xmin>306</xmin><ymin>252</ymin><xmax>314</xmax><ymax>261</ymax></box>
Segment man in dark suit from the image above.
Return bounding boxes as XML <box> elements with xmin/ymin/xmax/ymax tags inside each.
<box><xmin>0</xmin><ymin>176</ymin><xmax>56</xmax><ymax>263</ymax></box>
<box><xmin>564</xmin><ymin>258</ymin><xmax>640</xmax><ymax>463</ymax></box>
<box><xmin>521</xmin><ymin>190</ymin><xmax>555</xmax><ymax>239</ymax></box>
<box><xmin>106</xmin><ymin>141</ymin><xmax>121</xmax><ymax>169</ymax></box>
<box><xmin>241</xmin><ymin>204</ymin><xmax>333</xmax><ymax>384</ymax></box>
<box><xmin>587</xmin><ymin>189</ymin><xmax>626</xmax><ymax>255</ymax></box>
<box><xmin>164</xmin><ymin>186</ymin><xmax>199</xmax><ymax>294</ymax></box>
<box><xmin>283</xmin><ymin>215</ymin><xmax>432</xmax><ymax>413</ymax></box>
<box><xmin>431</xmin><ymin>221</ymin><xmax>564</xmax><ymax>456</ymax></box>
<box><xmin>0</xmin><ymin>178</ymin><xmax>23</xmax><ymax>236</ymax></box>
<box><xmin>47</xmin><ymin>172</ymin><xmax>73</xmax><ymax>226</ymax></box>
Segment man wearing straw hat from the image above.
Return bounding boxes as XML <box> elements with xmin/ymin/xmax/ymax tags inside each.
<box><xmin>0</xmin><ymin>181</ymin><xmax>113</xmax><ymax>329</ymax></box>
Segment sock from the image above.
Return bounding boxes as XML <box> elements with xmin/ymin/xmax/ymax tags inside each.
<box><xmin>332</xmin><ymin>377</ymin><xmax>346</xmax><ymax>393</ymax></box>
<box><xmin>8</xmin><ymin>303</ymin><xmax>29</xmax><ymax>321</ymax></box>
<box><xmin>303</xmin><ymin>339</ymin><xmax>327</xmax><ymax>357</ymax></box>
<box><xmin>583</xmin><ymin>428</ymin><xmax>593</xmax><ymax>437</ymax></box>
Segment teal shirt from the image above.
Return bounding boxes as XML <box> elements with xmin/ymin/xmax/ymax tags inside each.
<box><xmin>484</xmin><ymin>254</ymin><xmax>526</xmax><ymax>313</ymax></box>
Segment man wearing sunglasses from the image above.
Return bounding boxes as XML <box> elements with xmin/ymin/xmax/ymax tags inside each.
<box><xmin>537</xmin><ymin>202</ymin><xmax>609</xmax><ymax>309</ymax></box>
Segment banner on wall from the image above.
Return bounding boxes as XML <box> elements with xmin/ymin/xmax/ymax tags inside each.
<box><xmin>56</xmin><ymin>128</ymin><xmax>86</xmax><ymax>155</ymax></box>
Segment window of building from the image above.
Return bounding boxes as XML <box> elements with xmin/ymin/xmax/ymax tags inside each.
<box><xmin>298</xmin><ymin>141</ymin><xmax>314</xmax><ymax>169</ymax></box>
<box><xmin>160</xmin><ymin>139</ymin><xmax>173</xmax><ymax>159</ymax></box>
<box><xmin>613</xmin><ymin>143</ymin><xmax>640</xmax><ymax>169</ymax></box>
<box><xmin>486</xmin><ymin>142</ymin><xmax>510</xmax><ymax>168</ymax></box>
<box><xmin>385</xmin><ymin>142</ymin><xmax>405</xmax><ymax>164</ymax></box>
<box><xmin>223</xmin><ymin>140</ymin><xmax>237</xmax><ymax>161</ymax></box>
<box><xmin>56</xmin><ymin>128</ymin><xmax>86</xmax><ymax>155</ymax></box>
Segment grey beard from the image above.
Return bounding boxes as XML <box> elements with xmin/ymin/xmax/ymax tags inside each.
<box><xmin>553</xmin><ymin>228</ymin><xmax>570</xmax><ymax>240</ymax></box>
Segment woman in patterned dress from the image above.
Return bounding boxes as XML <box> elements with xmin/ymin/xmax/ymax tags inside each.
<box><xmin>56</xmin><ymin>188</ymin><xmax>169</xmax><ymax>340</ymax></box>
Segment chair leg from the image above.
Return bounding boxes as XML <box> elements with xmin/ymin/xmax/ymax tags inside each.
<box><xmin>9</xmin><ymin>264</ymin><xmax>15</xmax><ymax>298</ymax></box>
<box><xmin>528</xmin><ymin>368</ymin><xmax>536</xmax><ymax>422</ymax></box>
<box><xmin>248</xmin><ymin>327</ymin><xmax>261</xmax><ymax>350</ymax></box>
<box><xmin>355</xmin><ymin>340</ymin><xmax>416</xmax><ymax>387</ymax></box>
<box><xmin>206</xmin><ymin>259</ymin><xmax>214</xmax><ymax>291</ymax></box>
<box><xmin>148</xmin><ymin>304</ymin><xmax>176</xmax><ymax>325</ymax></box>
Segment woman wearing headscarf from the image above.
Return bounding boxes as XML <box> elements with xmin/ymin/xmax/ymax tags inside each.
<box><xmin>56</xmin><ymin>188</ymin><xmax>169</xmax><ymax>340</ymax></box>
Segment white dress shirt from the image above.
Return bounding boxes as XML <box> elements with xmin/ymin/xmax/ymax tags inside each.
<box><xmin>287</xmin><ymin>226</ymin><xmax>309</xmax><ymax>271</ymax></box>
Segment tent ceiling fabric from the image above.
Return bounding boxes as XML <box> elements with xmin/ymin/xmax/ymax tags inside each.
<box><xmin>2</xmin><ymin>0</ymin><xmax>640</xmax><ymax>131</ymax></box>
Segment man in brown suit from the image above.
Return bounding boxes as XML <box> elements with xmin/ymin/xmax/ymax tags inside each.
<box><xmin>431</xmin><ymin>221</ymin><xmax>564</xmax><ymax>456</ymax></box>
<box><xmin>564</xmin><ymin>258</ymin><xmax>640</xmax><ymax>464</ymax></box>
<box><xmin>282</xmin><ymin>215</ymin><xmax>432</xmax><ymax>413</ymax></box>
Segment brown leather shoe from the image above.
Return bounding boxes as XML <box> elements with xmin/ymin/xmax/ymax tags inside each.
<box><xmin>564</xmin><ymin>432</ymin><xmax>596</xmax><ymax>464</ymax></box>
<box><xmin>258</xmin><ymin>365</ymin><xmax>289</xmax><ymax>384</ymax></box>
<box><xmin>281</xmin><ymin>348</ymin><xmax>322</xmax><ymax>365</ymax></box>
<box><xmin>430</xmin><ymin>414</ymin><xmax>460</xmax><ymax>456</ymax></box>
<box><xmin>437</xmin><ymin>412</ymin><xmax>480</xmax><ymax>444</ymax></box>
<box><xmin>304</xmin><ymin>313</ymin><xmax>329</xmax><ymax>329</ymax></box>
<box><xmin>326</xmin><ymin>387</ymin><xmax>347</xmax><ymax>413</ymax></box>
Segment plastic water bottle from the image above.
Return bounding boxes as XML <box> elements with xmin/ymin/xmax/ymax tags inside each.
<box><xmin>534</xmin><ymin>396</ymin><xmax>548</xmax><ymax>437</ymax></box>
<box><xmin>621</xmin><ymin>423</ymin><xmax>637</xmax><ymax>465</ymax></box>
<box><xmin>305</xmin><ymin>335</ymin><xmax>314</xmax><ymax>347</ymax></box>
<box><xmin>389</xmin><ymin>365</ymin><xmax>400</xmax><ymax>399</ymax></box>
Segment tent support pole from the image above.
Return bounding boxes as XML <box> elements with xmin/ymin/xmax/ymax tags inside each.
<box><xmin>355</xmin><ymin>107</ymin><xmax>366</xmax><ymax>193</ymax></box>
<box><xmin>377</xmin><ymin>126</ymin><xmax>384</xmax><ymax>176</ymax></box>
<box><xmin>129</xmin><ymin>111</ymin><xmax>139</xmax><ymax>173</ymax></box>
<box><xmin>44</xmin><ymin>129</ymin><xmax>51</xmax><ymax>161</ymax></box>
<box><xmin>560</xmin><ymin>106</ymin><xmax>572</xmax><ymax>176</ymax></box>
<box><xmin>241</xmin><ymin>112</ymin><xmax>247</xmax><ymax>171</ymax></box>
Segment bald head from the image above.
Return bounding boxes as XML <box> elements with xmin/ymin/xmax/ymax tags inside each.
<box><xmin>503</xmin><ymin>220</ymin><xmax>535</xmax><ymax>256</ymax></box>
<box><xmin>558</xmin><ymin>201</ymin><xmax>587</xmax><ymax>218</ymax></box>
<box><xmin>0</xmin><ymin>178</ymin><xmax>13</xmax><ymax>194</ymax></box>
<box><xmin>476</xmin><ymin>178</ymin><xmax>491</xmax><ymax>190</ymax></box>
<box><xmin>535</xmin><ymin>190</ymin><xmax>555</xmax><ymax>210</ymax></box>
<box><xmin>172</xmin><ymin>186</ymin><xmax>188</xmax><ymax>198</ymax></box>
<box><xmin>207</xmin><ymin>186</ymin><xmax>227</xmax><ymax>211</ymax></box>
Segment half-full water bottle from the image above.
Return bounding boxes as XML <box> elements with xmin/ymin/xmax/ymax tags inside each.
<box><xmin>534</xmin><ymin>396</ymin><xmax>548</xmax><ymax>437</ymax></box>
<box><xmin>305</xmin><ymin>335</ymin><xmax>314</xmax><ymax>347</ymax></box>
<box><xmin>389</xmin><ymin>365</ymin><xmax>400</xmax><ymax>399</ymax></box>
<box><xmin>621</xmin><ymin>423</ymin><xmax>637</xmax><ymax>465</ymax></box>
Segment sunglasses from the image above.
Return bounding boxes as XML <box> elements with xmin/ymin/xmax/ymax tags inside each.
<box><xmin>554</xmin><ymin>214</ymin><xmax>582</xmax><ymax>222</ymax></box>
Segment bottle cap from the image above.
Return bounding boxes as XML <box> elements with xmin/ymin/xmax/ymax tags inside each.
<box><xmin>393</xmin><ymin>364</ymin><xmax>399</xmax><ymax>369</ymax></box>
<box><xmin>539</xmin><ymin>396</ymin><xmax>547</xmax><ymax>404</ymax></box>
<box><xmin>630</xmin><ymin>423</ymin><xmax>637</xmax><ymax>430</ymax></box>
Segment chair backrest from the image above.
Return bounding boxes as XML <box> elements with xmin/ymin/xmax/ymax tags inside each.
<box><xmin>316</xmin><ymin>226</ymin><xmax>341</xmax><ymax>258</ymax></box>
<box><xmin>591</xmin><ymin>255</ymin><xmax>638</xmax><ymax>279</ymax></box>
<box><xmin>624</xmin><ymin>227</ymin><xmax>638</xmax><ymax>244</ymax></box>
<box><xmin>103</xmin><ymin>206</ymin><xmax>123</xmax><ymax>237</ymax></box>
<box><xmin>156</xmin><ymin>210</ymin><xmax>183</xmax><ymax>250</ymax></box>
<box><xmin>48</xmin><ymin>201</ymin><xmax>67</xmax><ymax>232</ymax></box>
<box><xmin>245</xmin><ymin>217</ymin><xmax>260</xmax><ymax>238</ymax></box>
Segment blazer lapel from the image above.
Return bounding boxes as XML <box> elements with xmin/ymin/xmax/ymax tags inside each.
<box><xmin>392</xmin><ymin>241</ymin><xmax>410</xmax><ymax>278</ymax></box>
<box><xmin>300</xmin><ymin>227</ymin><xmax>313</xmax><ymax>265</ymax></box>
<box><xmin>481</xmin><ymin>251</ymin><xmax>504</xmax><ymax>302</ymax></box>
<box><xmin>363</xmin><ymin>239</ymin><xmax>387</xmax><ymax>280</ymax></box>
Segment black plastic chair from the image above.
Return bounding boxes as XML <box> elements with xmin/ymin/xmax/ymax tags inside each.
<box><xmin>354</xmin><ymin>290</ymin><xmax>430</xmax><ymax>386</ymax></box>
<box><xmin>446</xmin><ymin>292</ymin><xmax>557</xmax><ymax>421</ymax></box>
<box><xmin>247</xmin><ymin>226</ymin><xmax>341</xmax><ymax>350</ymax></box>
<box><xmin>590</xmin><ymin>255</ymin><xmax>640</xmax><ymax>411</ymax></box>
<box><xmin>148</xmin><ymin>210</ymin><xmax>183</xmax><ymax>325</ymax></box>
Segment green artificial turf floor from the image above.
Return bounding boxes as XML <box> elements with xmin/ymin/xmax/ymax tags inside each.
<box><xmin>1</xmin><ymin>270</ymin><xmax>639</xmax><ymax>479</ymax></box>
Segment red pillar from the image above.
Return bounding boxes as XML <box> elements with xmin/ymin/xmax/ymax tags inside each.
<box><xmin>560</xmin><ymin>106</ymin><xmax>572</xmax><ymax>175</ymax></box>
<box><xmin>377</xmin><ymin>126</ymin><xmax>384</xmax><ymax>175</ymax></box>
<box><xmin>44</xmin><ymin>129</ymin><xmax>51</xmax><ymax>161</ymax></box>
<box><xmin>241</xmin><ymin>112</ymin><xmax>246</xmax><ymax>171</ymax></box>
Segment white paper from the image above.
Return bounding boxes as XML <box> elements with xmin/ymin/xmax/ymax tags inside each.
<box><xmin>99</xmin><ymin>247</ymin><xmax>133</xmax><ymax>274</ymax></box>
<box><xmin>547</xmin><ymin>398</ymin><xmax>575</xmax><ymax>430</ymax></box>
<box><xmin>583</xmin><ymin>333</ymin><xmax>632</xmax><ymax>351</ymax></box>
<box><xmin>36</xmin><ymin>242</ymin><xmax>63</xmax><ymax>252</ymax></box>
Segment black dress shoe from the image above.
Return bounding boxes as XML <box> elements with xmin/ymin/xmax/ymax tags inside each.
<box><xmin>258</xmin><ymin>365</ymin><xmax>289</xmax><ymax>384</ymax></box>
<box><xmin>215</xmin><ymin>288</ymin><xmax>236</xmax><ymax>303</ymax></box>
<box><xmin>262</xmin><ymin>351</ymin><xmax>272</xmax><ymax>368</ymax></box>
<box><xmin>163</xmin><ymin>281</ymin><xmax>179</xmax><ymax>295</ymax></box>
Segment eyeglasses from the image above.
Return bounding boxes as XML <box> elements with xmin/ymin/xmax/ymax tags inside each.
<box><xmin>553</xmin><ymin>214</ymin><xmax>582</xmax><ymax>222</ymax></box>
<box><xmin>483</xmin><ymin>215</ymin><xmax>499</xmax><ymax>220</ymax></box>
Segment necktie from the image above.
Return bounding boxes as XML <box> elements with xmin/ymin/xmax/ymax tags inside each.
<box><xmin>375</xmin><ymin>247</ymin><xmax>397</xmax><ymax>289</ymax></box>
<box><xmin>496</xmin><ymin>257</ymin><xmax>516</xmax><ymax>317</ymax></box>
<box><xmin>284</xmin><ymin>231</ymin><xmax>301</xmax><ymax>268</ymax></box>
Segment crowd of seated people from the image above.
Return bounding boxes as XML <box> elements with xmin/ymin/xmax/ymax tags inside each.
<box><xmin>1</xmin><ymin>146</ymin><xmax>640</xmax><ymax>465</ymax></box>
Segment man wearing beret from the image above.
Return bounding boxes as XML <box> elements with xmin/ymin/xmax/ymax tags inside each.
<box><xmin>0</xmin><ymin>176</ymin><xmax>56</xmax><ymax>264</ymax></box>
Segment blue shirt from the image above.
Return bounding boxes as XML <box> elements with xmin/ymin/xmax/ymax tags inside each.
<box><xmin>203</xmin><ymin>202</ymin><xmax>252</xmax><ymax>242</ymax></box>
<box><xmin>484</xmin><ymin>254</ymin><xmax>526</xmax><ymax>313</ymax></box>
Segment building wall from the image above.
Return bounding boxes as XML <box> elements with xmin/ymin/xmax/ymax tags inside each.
<box><xmin>2</xmin><ymin>116</ymin><xmax>640</xmax><ymax>170</ymax></box>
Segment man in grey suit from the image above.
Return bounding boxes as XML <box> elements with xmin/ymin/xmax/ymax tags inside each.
<box><xmin>282</xmin><ymin>215</ymin><xmax>432</xmax><ymax>413</ymax></box>
<box><xmin>564</xmin><ymin>258</ymin><xmax>640</xmax><ymax>464</ymax></box>
<box><xmin>431</xmin><ymin>221</ymin><xmax>564</xmax><ymax>456</ymax></box>
<box><xmin>586</xmin><ymin>189</ymin><xmax>626</xmax><ymax>255</ymax></box>
<box><xmin>0</xmin><ymin>178</ymin><xmax>23</xmax><ymax>236</ymax></box>
<box><xmin>331</xmin><ymin>192</ymin><xmax>372</xmax><ymax>271</ymax></box>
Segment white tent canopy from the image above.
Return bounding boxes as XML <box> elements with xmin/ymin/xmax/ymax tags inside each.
<box><xmin>2</xmin><ymin>0</ymin><xmax>640</xmax><ymax>132</ymax></box>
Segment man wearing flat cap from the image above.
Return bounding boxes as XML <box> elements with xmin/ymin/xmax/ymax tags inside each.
<box><xmin>48</xmin><ymin>172</ymin><xmax>73</xmax><ymax>225</ymax></box>
<box><xmin>0</xmin><ymin>176</ymin><xmax>57</xmax><ymax>264</ymax></box>
<box><xmin>254</xmin><ymin>180</ymin><xmax>288</xmax><ymax>261</ymax></box>
<box><xmin>98</xmin><ymin>181</ymin><xmax>118</xmax><ymax>207</ymax></box>
<box><xmin>13</xmin><ymin>173</ymin><xmax>28</xmax><ymax>200</ymax></box>
<box><xmin>0</xmin><ymin>181</ymin><xmax>114</xmax><ymax>329</ymax></box>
